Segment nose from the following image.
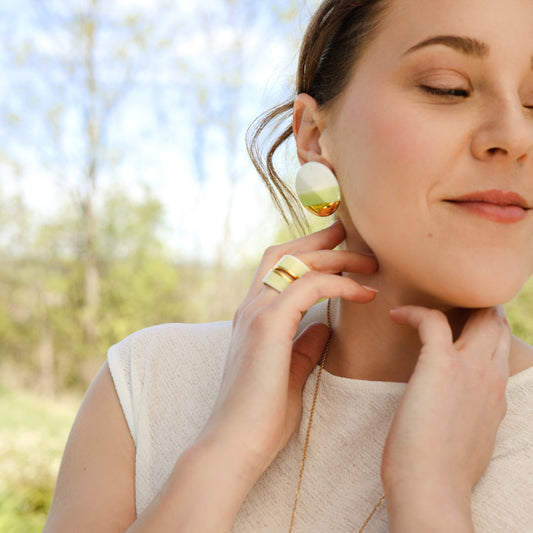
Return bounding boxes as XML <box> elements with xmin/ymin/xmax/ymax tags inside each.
<box><xmin>470</xmin><ymin>97</ymin><xmax>533</xmax><ymax>164</ymax></box>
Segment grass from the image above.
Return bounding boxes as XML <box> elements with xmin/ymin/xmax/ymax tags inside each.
<box><xmin>0</xmin><ymin>384</ymin><xmax>80</xmax><ymax>533</ymax></box>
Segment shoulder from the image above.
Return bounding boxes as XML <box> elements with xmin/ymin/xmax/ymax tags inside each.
<box><xmin>107</xmin><ymin>320</ymin><xmax>233</xmax><ymax>443</ymax></box>
<box><xmin>111</xmin><ymin>320</ymin><xmax>233</xmax><ymax>356</ymax></box>
<box><xmin>108</xmin><ymin>319</ymin><xmax>233</xmax><ymax>379</ymax></box>
<box><xmin>108</xmin><ymin>320</ymin><xmax>233</xmax><ymax>377</ymax></box>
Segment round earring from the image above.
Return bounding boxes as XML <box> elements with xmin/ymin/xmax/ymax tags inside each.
<box><xmin>295</xmin><ymin>161</ymin><xmax>341</xmax><ymax>217</ymax></box>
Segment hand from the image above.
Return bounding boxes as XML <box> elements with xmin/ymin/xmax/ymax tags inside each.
<box><xmin>383</xmin><ymin>306</ymin><xmax>510</xmax><ymax>531</ymax></box>
<box><xmin>199</xmin><ymin>221</ymin><xmax>378</xmax><ymax>487</ymax></box>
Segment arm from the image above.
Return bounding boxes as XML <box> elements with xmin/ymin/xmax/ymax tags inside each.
<box><xmin>45</xmin><ymin>221</ymin><xmax>378</xmax><ymax>532</ymax></box>
<box><xmin>43</xmin><ymin>360</ymin><xmax>264</xmax><ymax>532</ymax></box>
<box><xmin>43</xmin><ymin>362</ymin><xmax>136</xmax><ymax>533</ymax></box>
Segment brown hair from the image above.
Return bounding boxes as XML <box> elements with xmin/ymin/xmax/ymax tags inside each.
<box><xmin>246</xmin><ymin>0</ymin><xmax>389</xmax><ymax>233</ymax></box>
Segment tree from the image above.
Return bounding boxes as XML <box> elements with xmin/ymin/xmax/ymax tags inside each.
<box><xmin>0</xmin><ymin>0</ymin><xmax>324</xmax><ymax>391</ymax></box>
<box><xmin>1</xmin><ymin>0</ymin><xmax>178</xmax><ymax>347</ymax></box>
<box><xmin>166</xmin><ymin>0</ymin><xmax>315</xmax><ymax>318</ymax></box>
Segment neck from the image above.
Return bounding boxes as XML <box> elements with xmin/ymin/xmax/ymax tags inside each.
<box><xmin>326</xmin><ymin>279</ymin><xmax>475</xmax><ymax>383</ymax></box>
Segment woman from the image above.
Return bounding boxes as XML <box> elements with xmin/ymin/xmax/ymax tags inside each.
<box><xmin>44</xmin><ymin>0</ymin><xmax>533</xmax><ymax>531</ymax></box>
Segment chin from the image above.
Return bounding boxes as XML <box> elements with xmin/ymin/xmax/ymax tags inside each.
<box><xmin>423</xmin><ymin>265</ymin><xmax>531</xmax><ymax>309</ymax></box>
<box><xmin>395</xmin><ymin>282</ymin><xmax>524</xmax><ymax>311</ymax></box>
<box><xmin>446</xmin><ymin>288</ymin><xmax>521</xmax><ymax>309</ymax></box>
<box><xmin>384</xmin><ymin>254</ymin><xmax>533</xmax><ymax>310</ymax></box>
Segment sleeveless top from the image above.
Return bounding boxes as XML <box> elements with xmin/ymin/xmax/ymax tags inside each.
<box><xmin>108</xmin><ymin>303</ymin><xmax>533</xmax><ymax>532</ymax></box>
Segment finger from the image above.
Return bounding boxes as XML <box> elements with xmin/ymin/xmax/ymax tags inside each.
<box><xmin>284</xmin><ymin>322</ymin><xmax>330</xmax><ymax>443</ymax></box>
<box><xmin>248</xmin><ymin>220</ymin><xmax>347</xmax><ymax>295</ymax></box>
<box><xmin>295</xmin><ymin>249</ymin><xmax>378</xmax><ymax>276</ymax></box>
<box><xmin>492</xmin><ymin>306</ymin><xmax>511</xmax><ymax>373</ymax></box>
<box><xmin>491</xmin><ymin>318</ymin><xmax>511</xmax><ymax>378</ymax></box>
<box><xmin>389</xmin><ymin>306</ymin><xmax>453</xmax><ymax>347</ymax></box>
<box><xmin>455</xmin><ymin>308</ymin><xmax>505</xmax><ymax>359</ymax></box>
<box><xmin>289</xmin><ymin>322</ymin><xmax>330</xmax><ymax>398</ymax></box>
<box><xmin>259</xmin><ymin>250</ymin><xmax>377</xmax><ymax>301</ymax></box>
<box><xmin>267</xmin><ymin>271</ymin><xmax>378</xmax><ymax>331</ymax></box>
<box><xmin>284</xmin><ymin>219</ymin><xmax>346</xmax><ymax>253</ymax></box>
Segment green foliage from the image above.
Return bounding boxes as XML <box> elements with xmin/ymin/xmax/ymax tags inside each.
<box><xmin>0</xmin><ymin>385</ymin><xmax>79</xmax><ymax>533</ymax></box>
<box><xmin>0</xmin><ymin>184</ymin><xmax>253</xmax><ymax>391</ymax></box>
<box><xmin>100</xmin><ymin>257</ymin><xmax>183</xmax><ymax>341</ymax></box>
<box><xmin>0</xmin><ymin>467</ymin><xmax>53</xmax><ymax>533</ymax></box>
<box><xmin>506</xmin><ymin>277</ymin><xmax>533</xmax><ymax>345</ymax></box>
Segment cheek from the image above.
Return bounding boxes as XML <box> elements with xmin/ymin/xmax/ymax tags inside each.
<box><xmin>365</xmin><ymin>105</ymin><xmax>446</xmax><ymax>180</ymax></box>
<box><xmin>337</xmin><ymin>103</ymin><xmax>438</xmax><ymax>219</ymax></box>
<box><xmin>334</xmin><ymin>104</ymin><xmax>443</xmax><ymax>270</ymax></box>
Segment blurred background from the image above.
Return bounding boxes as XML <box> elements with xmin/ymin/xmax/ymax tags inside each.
<box><xmin>1</xmin><ymin>1</ymin><xmax>532</xmax><ymax>531</ymax></box>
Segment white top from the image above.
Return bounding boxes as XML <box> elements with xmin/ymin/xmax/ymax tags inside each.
<box><xmin>108</xmin><ymin>303</ymin><xmax>533</xmax><ymax>532</ymax></box>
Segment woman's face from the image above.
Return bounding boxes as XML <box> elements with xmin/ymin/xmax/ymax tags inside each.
<box><xmin>320</xmin><ymin>0</ymin><xmax>533</xmax><ymax>308</ymax></box>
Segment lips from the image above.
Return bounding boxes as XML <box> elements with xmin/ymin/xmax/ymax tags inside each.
<box><xmin>446</xmin><ymin>189</ymin><xmax>530</xmax><ymax>223</ymax></box>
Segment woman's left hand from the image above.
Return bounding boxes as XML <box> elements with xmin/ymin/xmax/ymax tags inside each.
<box><xmin>382</xmin><ymin>306</ymin><xmax>510</xmax><ymax>532</ymax></box>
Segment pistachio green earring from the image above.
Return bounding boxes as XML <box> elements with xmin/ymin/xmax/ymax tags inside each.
<box><xmin>295</xmin><ymin>162</ymin><xmax>341</xmax><ymax>216</ymax></box>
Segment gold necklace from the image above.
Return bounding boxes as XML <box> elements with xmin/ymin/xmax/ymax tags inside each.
<box><xmin>288</xmin><ymin>298</ymin><xmax>385</xmax><ymax>533</ymax></box>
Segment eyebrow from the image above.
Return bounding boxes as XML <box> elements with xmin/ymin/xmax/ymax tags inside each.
<box><xmin>403</xmin><ymin>35</ymin><xmax>490</xmax><ymax>59</ymax></box>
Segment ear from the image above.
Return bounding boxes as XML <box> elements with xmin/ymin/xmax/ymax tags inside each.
<box><xmin>293</xmin><ymin>93</ymin><xmax>328</xmax><ymax>166</ymax></box>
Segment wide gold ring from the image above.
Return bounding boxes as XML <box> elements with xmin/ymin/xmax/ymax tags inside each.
<box><xmin>262</xmin><ymin>254</ymin><xmax>311</xmax><ymax>293</ymax></box>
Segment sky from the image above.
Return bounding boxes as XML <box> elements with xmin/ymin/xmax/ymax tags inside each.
<box><xmin>0</xmin><ymin>0</ymin><xmax>320</xmax><ymax>264</ymax></box>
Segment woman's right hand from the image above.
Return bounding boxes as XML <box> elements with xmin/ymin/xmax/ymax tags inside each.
<box><xmin>198</xmin><ymin>220</ymin><xmax>378</xmax><ymax>487</ymax></box>
<box><xmin>44</xmin><ymin>220</ymin><xmax>378</xmax><ymax>533</ymax></box>
<box><xmin>124</xmin><ymin>221</ymin><xmax>379</xmax><ymax>533</ymax></box>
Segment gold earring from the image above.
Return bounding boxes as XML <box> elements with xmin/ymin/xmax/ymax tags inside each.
<box><xmin>295</xmin><ymin>162</ymin><xmax>341</xmax><ymax>217</ymax></box>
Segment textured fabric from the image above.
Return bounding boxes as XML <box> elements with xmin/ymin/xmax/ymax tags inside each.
<box><xmin>108</xmin><ymin>303</ymin><xmax>533</xmax><ymax>532</ymax></box>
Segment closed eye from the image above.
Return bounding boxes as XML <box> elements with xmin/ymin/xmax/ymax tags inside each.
<box><xmin>420</xmin><ymin>85</ymin><xmax>470</xmax><ymax>98</ymax></box>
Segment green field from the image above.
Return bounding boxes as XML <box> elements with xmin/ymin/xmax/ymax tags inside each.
<box><xmin>0</xmin><ymin>384</ymin><xmax>80</xmax><ymax>533</ymax></box>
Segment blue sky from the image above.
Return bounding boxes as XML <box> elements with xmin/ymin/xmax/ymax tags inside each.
<box><xmin>0</xmin><ymin>0</ymin><xmax>320</xmax><ymax>263</ymax></box>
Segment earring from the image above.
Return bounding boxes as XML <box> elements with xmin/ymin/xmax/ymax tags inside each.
<box><xmin>295</xmin><ymin>162</ymin><xmax>341</xmax><ymax>217</ymax></box>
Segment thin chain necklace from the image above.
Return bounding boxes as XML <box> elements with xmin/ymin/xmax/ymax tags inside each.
<box><xmin>288</xmin><ymin>298</ymin><xmax>386</xmax><ymax>533</ymax></box>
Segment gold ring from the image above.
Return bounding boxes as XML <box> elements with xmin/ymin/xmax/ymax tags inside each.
<box><xmin>263</xmin><ymin>255</ymin><xmax>311</xmax><ymax>293</ymax></box>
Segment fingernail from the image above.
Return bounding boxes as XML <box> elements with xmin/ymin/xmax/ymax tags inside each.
<box><xmin>362</xmin><ymin>285</ymin><xmax>379</xmax><ymax>293</ymax></box>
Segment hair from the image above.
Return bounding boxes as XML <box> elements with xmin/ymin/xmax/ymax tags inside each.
<box><xmin>246</xmin><ymin>0</ymin><xmax>390</xmax><ymax>233</ymax></box>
